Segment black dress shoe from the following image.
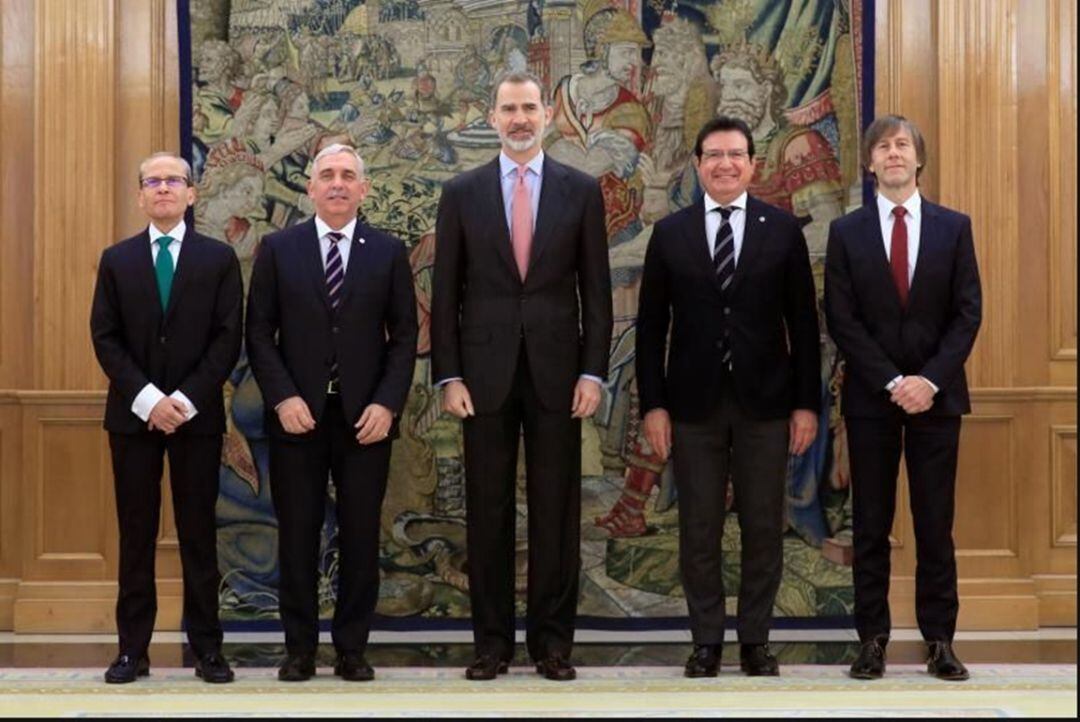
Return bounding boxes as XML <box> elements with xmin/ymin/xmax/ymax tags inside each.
<box><xmin>465</xmin><ymin>654</ymin><xmax>509</xmax><ymax>681</ymax></box>
<box><xmin>334</xmin><ymin>651</ymin><xmax>375</xmax><ymax>682</ymax></box>
<box><xmin>195</xmin><ymin>651</ymin><xmax>235</xmax><ymax>684</ymax></box>
<box><xmin>739</xmin><ymin>644</ymin><xmax>779</xmax><ymax>676</ymax></box>
<box><xmin>535</xmin><ymin>654</ymin><xmax>576</xmax><ymax>681</ymax></box>
<box><xmin>278</xmin><ymin>652</ymin><xmax>316</xmax><ymax>682</ymax></box>
<box><xmin>104</xmin><ymin>654</ymin><xmax>150</xmax><ymax>684</ymax></box>
<box><xmin>849</xmin><ymin>637</ymin><xmax>887</xmax><ymax>680</ymax></box>
<box><xmin>684</xmin><ymin>644</ymin><xmax>721</xmax><ymax>678</ymax></box>
<box><xmin>927</xmin><ymin>641</ymin><xmax>969</xmax><ymax>681</ymax></box>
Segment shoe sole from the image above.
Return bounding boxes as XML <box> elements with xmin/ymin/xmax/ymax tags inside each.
<box><xmin>683</xmin><ymin>669</ymin><xmax>719</xmax><ymax>678</ymax></box>
<box><xmin>334</xmin><ymin>667</ymin><xmax>375</xmax><ymax>682</ymax></box>
<box><xmin>741</xmin><ymin>665</ymin><xmax>780</xmax><ymax>677</ymax></box>
<box><xmin>104</xmin><ymin>665</ymin><xmax>149</xmax><ymax>684</ymax></box>
<box><xmin>849</xmin><ymin>670</ymin><xmax>884</xmax><ymax>680</ymax></box>
<box><xmin>195</xmin><ymin>668</ymin><xmax>235</xmax><ymax>684</ymax></box>
<box><xmin>930</xmin><ymin>669</ymin><xmax>970</xmax><ymax>681</ymax></box>
<box><xmin>466</xmin><ymin>661</ymin><xmax>509</xmax><ymax>681</ymax></box>
<box><xmin>535</xmin><ymin>666</ymin><xmax>576</xmax><ymax>681</ymax></box>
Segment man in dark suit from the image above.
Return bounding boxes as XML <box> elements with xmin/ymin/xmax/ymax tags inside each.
<box><xmin>91</xmin><ymin>152</ymin><xmax>242</xmax><ymax>684</ymax></box>
<box><xmin>431</xmin><ymin>71</ymin><xmax>612</xmax><ymax>682</ymax></box>
<box><xmin>246</xmin><ymin>144</ymin><xmax>418</xmax><ymax>682</ymax></box>
<box><xmin>825</xmin><ymin>115</ymin><xmax>981</xmax><ymax>681</ymax></box>
<box><xmin>636</xmin><ymin>117</ymin><xmax>821</xmax><ymax>678</ymax></box>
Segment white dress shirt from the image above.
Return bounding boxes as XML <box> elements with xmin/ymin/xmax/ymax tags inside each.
<box><xmin>315</xmin><ymin>215</ymin><xmax>362</xmax><ymax>273</ymax></box>
<box><xmin>704</xmin><ymin>190</ymin><xmax>748</xmax><ymax>266</ymax></box>
<box><xmin>130</xmin><ymin>220</ymin><xmax>198</xmax><ymax>422</ymax></box>
<box><xmin>877</xmin><ymin>190</ymin><xmax>921</xmax><ymax>285</ymax></box>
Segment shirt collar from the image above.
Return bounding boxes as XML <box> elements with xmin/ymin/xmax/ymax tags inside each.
<box><xmin>704</xmin><ymin>190</ymin><xmax>748</xmax><ymax>214</ymax></box>
<box><xmin>149</xmin><ymin>219</ymin><xmax>186</xmax><ymax>245</ymax></box>
<box><xmin>315</xmin><ymin>215</ymin><xmax>361</xmax><ymax>243</ymax></box>
<box><xmin>877</xmin><ymin>189</ymin><xmax>922</xmax><ymax>223</ymax></box>
<box><xmin>499</xmin><ymin>150</ymin><xmax>545</xmax><ymax>179</ymax></box>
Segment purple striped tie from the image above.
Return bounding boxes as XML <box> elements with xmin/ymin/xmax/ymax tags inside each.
<box><xmin>326</xmin><ymin>232</ymin><xmax>345</xmax><ymax>383</ymax></box>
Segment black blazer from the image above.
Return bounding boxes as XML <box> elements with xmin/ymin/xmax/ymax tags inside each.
<box><xmin>90</xmin><ymin>228</ymin><xmax>243</xmax><ymax>435</ymax></box>
<box><xmin>246</xmin><ymin>218</ymin><xmax>418</xmax><ymax>437</ymax></box>
<box><xmin>431</xmin><ymin>155</ymin><xmax>613</xmax><ymax>413</ymax></box>
<box><xmin>824</xmin><ymin>199</ymin><xmax>982</xmax><ymax>418</ymax></box>
<box><xmin>636</xmin><ymin>195</ymin><xmax>821</xmax><ymax>422</ymax></box>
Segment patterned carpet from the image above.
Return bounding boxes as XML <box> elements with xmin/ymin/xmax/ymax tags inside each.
<box><xmin>0</xmin><ymin>665</ymin><xmax>1074</xmax><ymax>717</ymax></box>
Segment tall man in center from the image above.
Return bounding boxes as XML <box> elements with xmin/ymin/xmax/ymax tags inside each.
<box><xmin>432</xmin><ymin>71</ymin><xmax>613</xmax><ymax>682</ymax></box>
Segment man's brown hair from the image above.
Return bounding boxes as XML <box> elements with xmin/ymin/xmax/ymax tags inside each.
<box><xmin>862</xmin><ymin>114</ymin><xmax>927</xmax><ymax>183</ymax></box>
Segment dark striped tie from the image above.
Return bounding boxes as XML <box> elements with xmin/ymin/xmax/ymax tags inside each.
<box><xmin>712</xmin><ymin>207</ymin><xmax>735</xmax><ymax>364</ymax></box>
<box><xmin>326</xmin><ymin>231</ymin><xmax>345</xmax><ymax>383</ymax></box>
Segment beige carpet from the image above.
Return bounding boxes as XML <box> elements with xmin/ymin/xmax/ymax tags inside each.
<box><xmin>0</xmin><ymin>664</ymin><xmax>1074</xmax><ymax>717</ymax></box>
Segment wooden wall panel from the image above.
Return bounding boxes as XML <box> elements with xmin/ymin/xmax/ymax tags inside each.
<box><xmin>33</xmin><ymin>0</ymin><xmax>116</xmax><ymax>391</ymax></box>
<box><xmin>1050</xmin><ymin>426</ymin><xmax>1077</xmax><ymax>547</ymax></box>
<box><xmin>1048</xmin><ymin>0</ymin><xmax>1077</xmax><ymax>368</ymax></box>
<box><xmin>0</xmin><ymin>397</ymin><xmax>21</xmax><ymax>628</ymax></box>
<box><xmin>0</xmin><ymin>0</ymin><xmax>35</xmax><ymax>389</ymax></box>
<box><xmin>953</xmin><ymin>416</ymin><xmax>1018</xmax><ymax>560</ymax></box>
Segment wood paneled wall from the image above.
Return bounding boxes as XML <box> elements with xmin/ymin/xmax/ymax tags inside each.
<box><xmin>0</xmin><ymin>0</ymin><xmax>1073</xmax><ymax>631</ymax></box>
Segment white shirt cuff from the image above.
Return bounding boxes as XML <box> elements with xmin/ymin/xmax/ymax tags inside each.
<box><xmin>579</xmin><ymin>374</ymin><xmax>603</xmax><ymax>385</ymax></box>
<box><xmin>170</xmin><ymin>390</ymin><xmax>198</xmax><ymax>420</ymax></box>
<box><xmin>435</xmin><ymin>377</ymin><xmax>463</xmax><ymax>388</ymax></box>
<box><xmin>919</xmin><ymin>376</ymin><xmax>939</xmax><ymax>394</ymax></box>
<box><xmin>885</xmin><ymin>375</ymin><xmax>903</xmax><ymax>392</ymax></box>
<box><xmin>131</xmin><ymin>384</ymin><xmax>166</xmax><ymax>422</ymax></box>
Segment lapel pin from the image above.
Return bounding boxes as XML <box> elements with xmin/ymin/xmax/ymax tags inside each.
<box><xmin>759</xmin><ymin>216</ymin><xmax>766</xmax><ymax>223</ymax></box>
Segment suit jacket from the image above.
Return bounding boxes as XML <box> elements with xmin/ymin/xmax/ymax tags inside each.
<box><xmin>636</xmin><ymin>195</ymin><xmax>821</xmax><ymax>423</ymax></box>
<box><xmin>246</xmin><ymin>218</ymin><xmax>418</xmax><ymax>438</ymax></box>
<box><xmin>90</xmin><ymin>227</ymin><xmax>243</xmax><ymax>435</ymax></box>
<box><xmin>431</xmin><ymin>155</ymin><xmax>613</xmax><ymax>413</ymax></box>
<box><xmin>824</xmin><ymin>198</ymin><xmax>982</xmax><ymax>418</ymax></box>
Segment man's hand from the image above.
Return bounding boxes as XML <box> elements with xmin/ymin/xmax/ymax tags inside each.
<box><xmin>277</xmin><ymin>396</ymin><xmax>316</xmax><ymax>434</ymax></box>
<box><xmin>643</xmin><ymin>408</ymin><xmax>673</xmax><ymax>461</ymax></box>
<box><xmin>891</xmin><ymin>376</ymin><xmax>935</xmax><ymax>415</ymax></box>
<box><xmin>571</xmin><ymin>378</ymin><xmax>602</xmax><ymax>419</ymax></box>
<box><xmin>148</xmin><ymin>397</ymin><xmax>188</xmax><ymax>434</ymax></box>
<box><xmin>789</xmin><ymin>409</ymin><xmax>818</xmax><ymax>456</ymax></box>
<box><xmin>441</xmin><ymin>380</ymin><xmax>475</xmax><ymax>419</ymax></box>
<box><xmin>355</xmin><ymin>403</ymin><xmax>393</xmax><ymax>445</ymax></box>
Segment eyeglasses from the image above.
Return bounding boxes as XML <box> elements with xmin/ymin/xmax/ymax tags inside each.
<box><xmin>141</xmin><ymin>176</ymin><xmax>190</xmax><ymax>189</ymax></box>
<box><xmin>700</xmin><ymin>149</ymin><xmax>750</xmax><ymax>162</ymax></box>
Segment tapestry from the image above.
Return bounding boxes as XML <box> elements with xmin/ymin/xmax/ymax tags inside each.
<box><xmin>184</xmin><ymin>0</ymin><xmax>869</xmax><ymax>624</ymax></box>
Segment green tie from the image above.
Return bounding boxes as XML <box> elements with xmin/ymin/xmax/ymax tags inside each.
<box><xmin>155</xmin><ymin>236</ymin><xmax>175</xmax><ymax>310</ymax></box>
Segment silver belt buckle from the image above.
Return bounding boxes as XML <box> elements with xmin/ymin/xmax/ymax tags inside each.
<box><xmin>327</xmin><ymin>379</ymin><xmax>340</xmax><ymax>394</ymax></box>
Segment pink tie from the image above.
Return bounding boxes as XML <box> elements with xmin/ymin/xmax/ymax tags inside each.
<box><xmin>511</xmin><ymin>164</ymin><xmax>533</xmax><ymax>280</ymax></box>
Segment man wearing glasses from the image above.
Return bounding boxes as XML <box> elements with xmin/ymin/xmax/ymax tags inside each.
<box><xmin>636</xmin><ymin>117</ymin><xmax>821</xmax><ymax>678</ymax></box>
<box><xmin>91</xmin><ymin>152</ymin><xmax>243</xmax><ymax>684</ymax></box>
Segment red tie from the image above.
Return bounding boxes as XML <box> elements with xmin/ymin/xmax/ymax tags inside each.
<box><xmin>890</xmin><ymin>206</ymin><xmax>909</xmax><ymax>307</ymax></box>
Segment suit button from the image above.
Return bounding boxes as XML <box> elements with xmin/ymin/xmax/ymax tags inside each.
<box><xmin>715</xmin><ymin>340</ymin><xmax>724</xmax><ymax>349</ymax></box>
<box><xmin>723</xmin><ymin>307</ymin><xmax>731</xmax><ymax>315</ymax></box>
<box><xmin>332</xmin><ymin>326</ymin><xmax>340</xmax><ymax>334</ymax></box>
<box><xmin>159</xmin><ymin>336</ymin><xmax>166</xmax><ymax>344</ymax></box>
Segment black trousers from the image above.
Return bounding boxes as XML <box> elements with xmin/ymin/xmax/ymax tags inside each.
<box><xmin>670</xmin><ymin>374</ymin><xmax>789</xmax><ymax>645</ymax></box>
<box><xmin>847</xmin><ymin>413</ymin><xmax>961</xmax><ymax>643</ymax></box>
<box><xmin>462</xmin><ymin>349</ymin><xmax>582</xmax><ymax>662</ymax></box>
<box><xmin>108</xmin><ymin>431</ymin><xmax>224</xmax><ymax>658</ymax></box>
<box><xmin>269</xmin><ymin>394</ymin><xmax>391</xmax><ymax>655</ymax></box>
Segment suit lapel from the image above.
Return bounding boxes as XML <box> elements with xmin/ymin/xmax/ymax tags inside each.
<box><xmin>337</xmin><ymin>221</ymin><xmax>369</xmax><ymax>309</ymax></box>
<box><xmin>483</xmin><ymin>158</ymin><xmax>520</xmax><ymax>283</ymax></box>
<box><xmin>907</xmin><ymin>200</ymin><xmax>938</xmax><ymax>308</ymax></box>
<box><xmin>681</xmin><ymin>199</ymin><xmax>718</xmax><ymax>291</ymax></box>
<box><xmin>301</xmin><ymin>218</ymin><xmax>334</xmax><ymax>314</ymax></box>
<box><xmin>527</xmin><ymin>156</ymin><xmax>568</xmax><ymax>278</ymax></box>
<box><xmin>730</xmin><ymin>196</ymin><xmax>766</xmax><ymax>293</ymax></box>
<box><xmin>860</xmin><ymin>203</ymin><xmax>905</xmax><ymax>313</ymax></box>
<box><xmin>163</xmin><ymin>227</ymin><xmax>198</xmax><ymax>326</ymax></box>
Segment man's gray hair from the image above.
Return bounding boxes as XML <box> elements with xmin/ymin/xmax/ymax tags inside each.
<box><xmin>311</xmin><ymin>143</ymin><xmax>366</xmax><ymax>177</ymax></box>
<box><xmin>138</xmin><ymin>152</ymin><xmax>193</xmax><ymax>186</ymax></box>
<box><xmin>489</xmin><ymin>70</ymin><xmax>548</xmax><ymax>109</ymax></box>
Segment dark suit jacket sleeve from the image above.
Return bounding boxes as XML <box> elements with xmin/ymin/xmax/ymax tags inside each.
<box><xmin>635</xmin><ymin>225</ymin><xmax>671</xmax><ymax>415</ymax></box>
<box><xmin>824</xmin><ymin>222</ymin><xmax>902</xmax><ymax>390</ymax></box>
<box><xmin>175</xmin><ymin>251</ymin><xmax>243</xmax><ymax>412</ymax></box>
<box><xmin>371</xmin><ymin>240</ymin><xmax>419</xmax><ymax>414</ymax></box>
<box><xmin>90</xmin><ymin>249</ymin><xmax>151</xmax><ymax>405</ymax></box>
<box><xmin>430</xmin><ymin>181</ymin><xmax>463</xmax><ymax>383</ymax></box>
<box><xmin>785</xmin><ymin>223</ymin><xmax>823</xmax><ymax>412</ymax></box>
<box><xmin>245</xmin><ymin>238</ymin><xmax>300</xmax><ymax>408</ymax></box>
<box><xmin>919</xmin><ymin>216</ymin><xmax>982</xmax><ymax>389</ymax></box>
<box><xmin>578</xmin><ymin>180</ymin><xmax>613</xmax><ymax>378</ymax></box>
